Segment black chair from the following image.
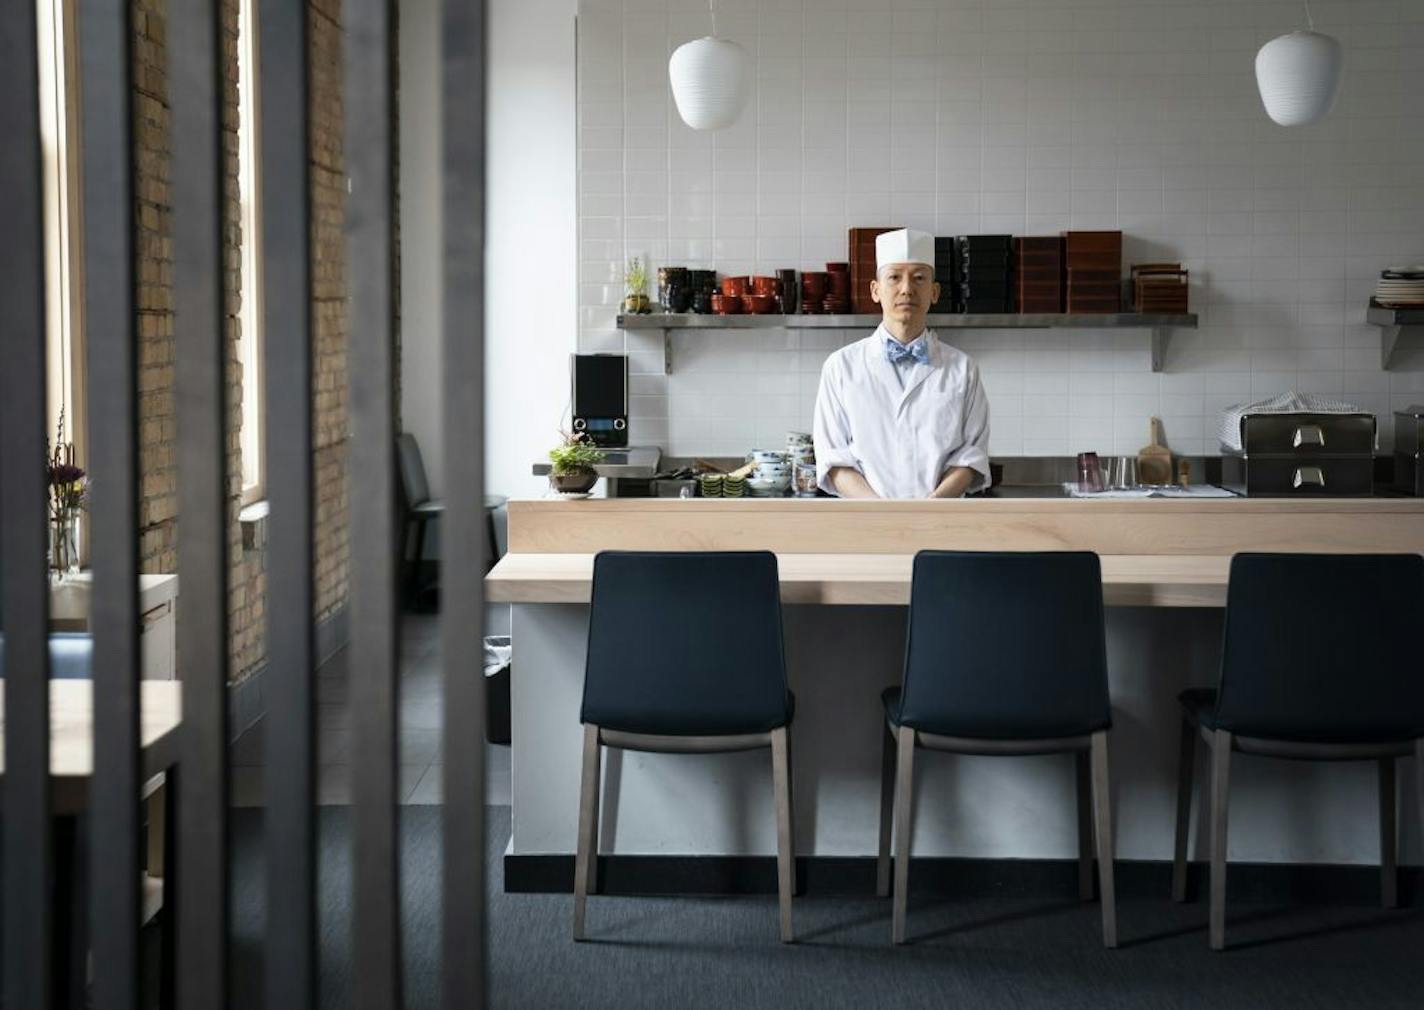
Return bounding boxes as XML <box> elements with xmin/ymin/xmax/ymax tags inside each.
<box><xmin>878</xmin><ymin>551</ymin><xmax>1117</xmax><ymax>946</ymax></box>
<box><xmin>397</xmin><ymin>432</ymin><xmax>443</xmax><ymax>604</ymax></box>
<box><xmin>574</xmin><ymin>551</ymin><xmax>796</xmax><ymax>942</ymax></box>
<box><xmin>1172</xmin><ymin>552</ymin><xmax>1424</xmax><ymax>950</ymax></box>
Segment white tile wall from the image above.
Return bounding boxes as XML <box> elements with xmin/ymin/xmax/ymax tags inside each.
<box><xmin>577</xmin><ymin>0</ymin><xmax>1424</xmax><ymax>457</ymax></box>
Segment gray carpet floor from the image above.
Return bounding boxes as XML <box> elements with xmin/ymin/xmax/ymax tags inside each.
<box><xmin>203</xmin><ymin>805</ymin><xmax>1424</xmax><ymax>1010</ymax></box>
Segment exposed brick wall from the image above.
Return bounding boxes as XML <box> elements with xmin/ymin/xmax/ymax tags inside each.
<box><xmin>133</xmin><ymin>0</ymin><xmax>349</xmax><ymax>684</ymax></box>
<box><xmin>132</xmin><ymin>0</ymin><xmax>176</xmax><ymax>573</ymax></box>
<box><xmin>309</xmin><ymin>0</ymin><xmax>349</xmax><ymax>621</ymax></box>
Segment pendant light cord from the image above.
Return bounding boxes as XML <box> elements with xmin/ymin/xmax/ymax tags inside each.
<box><xmin>709</xmin><ymin>0</ymin><xmax>717</xmax><ymax>38</ymax></box>
<box><xmin>1303</xmin><ymin>0</ymin><xmax>1314</xmax><ymax>30</ymax></box>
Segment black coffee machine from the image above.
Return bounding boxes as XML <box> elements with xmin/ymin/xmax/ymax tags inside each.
<box><xmin>571</xmin><ymin>353</ymin><xmax>628</xmax><ymax>448</ymax></box>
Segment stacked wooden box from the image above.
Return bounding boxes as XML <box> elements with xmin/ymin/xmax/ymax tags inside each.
<box><xmin>848</xmin><ymin>227</ymin><xmax>898</xmax><ymax>314</ymax></box>
<box><xmin>1014</xmin><ymin>237</ymin><xmax>1065</xmax><ymax>313</ymax></box>
<box><xmin>954</xmin><ymin>235</ymin><xmax>1014</xmax><ymax>313</ymax></box>
<box><xmin>1131</xmin><ymin>263</ymin><xmax>1189</xmax><ymax>314</ymax></box>
<box><xmin>1064</xmin><ymin>230</ymin><xmax>1122</xmax><ymax>313</ymax></box>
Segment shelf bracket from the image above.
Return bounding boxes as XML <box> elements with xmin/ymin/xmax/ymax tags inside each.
<box><xmin>663</xmin><ymin>329</ymin><xmax>672</xmax><ymax>374</ymax></box>
<box><xmin>1151</xmin><ymin>328</ymin><xmax>1168</xmax><ymax>372</ymax></box>
<box><xmin>1379</xmin><ymin>325</ymin><xmax>1424</xmax><ymax>369</ymax></box>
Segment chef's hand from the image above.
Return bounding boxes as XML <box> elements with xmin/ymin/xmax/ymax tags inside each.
<box><xmin>928</xmin><ymin>466</ymin><xmax>975</xmax><ymax>499</ymax></box>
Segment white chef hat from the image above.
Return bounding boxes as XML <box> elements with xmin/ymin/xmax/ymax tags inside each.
<box><xmin>875</xmin><ymin>228</ymin><xmax>935</xmax><ymax>271</ymax></box>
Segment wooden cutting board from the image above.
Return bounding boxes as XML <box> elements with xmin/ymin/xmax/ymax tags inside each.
<box><xmin>1137</xmin><ymin>417</ymin><xmax>1173</xmax><ymax>485</ymax></box>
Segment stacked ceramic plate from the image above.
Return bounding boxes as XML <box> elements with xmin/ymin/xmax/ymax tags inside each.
<box><xmin>1374</xmin><ymin>267</ymin><xmax>1424</xmax><ymax>307</ymax></box>
<box><xmin>746</xmin><ymin>449</ymin><xmax>791</xmax><ymax>497</ymax></box>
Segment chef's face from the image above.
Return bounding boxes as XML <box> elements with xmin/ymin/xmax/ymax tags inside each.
<box><xmin>871</xmin><ymin>262</ymin><xmax>939</xmax><ymax>330</ymax></box>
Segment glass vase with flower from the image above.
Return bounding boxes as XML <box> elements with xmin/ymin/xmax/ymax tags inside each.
<box><xmin>47</xmin><ymin>408</ymin><xmax>88</xmax><ymax>581</ymax></box>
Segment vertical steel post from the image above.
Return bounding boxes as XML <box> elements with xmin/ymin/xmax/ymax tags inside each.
<box><xmin>0</xmin><ymin>7</ymin><xmax>54</xmax><ymax>1009</ymax></box>
<box><xmin>347</xmin><ymin>0</ymin><xmax>402</xmax><ymax>1005</ymax></box>
<box><xmin>170</xmin><ymin>0</ymin><xmax>231</xmax><ymax>1004</ymax></box>
<box><xmin>259</xmin><ymin>0</ymin><xmax>317</xmax><ymax>1004</ymax></box>
<box><xmin>81</xmin><ymin>1</ymin><xmax>142</xmax><ymax>1007</ymax></box>
<box><xmin>441</xmin><ymin>0</ymin><xmax>488</xmax><ymax>1005</ymax></box>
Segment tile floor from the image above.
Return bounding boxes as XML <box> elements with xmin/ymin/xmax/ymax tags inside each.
<box><xmin>229</xmin><ymin>612</ymin><xmax>512</xmax><ymax>806</ymax></box>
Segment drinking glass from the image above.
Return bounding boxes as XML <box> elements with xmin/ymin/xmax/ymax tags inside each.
<box><xmin>1109</xmin><ymin>456</ymin><xmax>1137</xmax><ymax>490</ymax></box>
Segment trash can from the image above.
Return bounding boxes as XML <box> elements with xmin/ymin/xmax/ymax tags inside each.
<box><xmin>484</xmin><ymin>635</ymin><xmax>512</xmax><ymax>744</ymax></box>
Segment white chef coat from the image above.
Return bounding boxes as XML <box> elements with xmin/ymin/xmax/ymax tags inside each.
<box><xmin>813</xmin><ymin>325</ymin><xmax>991</xmax><ymax>498</ymax></box>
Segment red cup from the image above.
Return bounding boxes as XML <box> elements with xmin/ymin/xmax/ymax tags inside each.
<box><xmin>751</xmin><ymin>275</ymin><xmax>778</xmax><ymax>297</ymax></box>
<box><xmin>720</xmin><ymin>276</ymin><xmax>749</xmax><ymax>297</ymax></box>
<box><xmin>710</xmin><ymin>292</ymin><xmax>742</xmax><ymax>315</ymax></box>
<box><xmin>742</xmin><ymin>294</ymin><xmax>774</xmax><ymax>314</ymax></box>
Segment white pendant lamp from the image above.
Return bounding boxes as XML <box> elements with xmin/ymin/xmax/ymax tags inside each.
<box><xmin>1255</xmin><ymin>2</ymin><xmax>1342</xmax><ymax>126</ymax></box>
<box><xmin>668</xmin><ymin>0</ymin><xmax>748</xmax><ymax>131</ymax></box>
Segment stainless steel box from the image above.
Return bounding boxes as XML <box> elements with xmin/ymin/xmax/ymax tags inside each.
<box><xmin>1394</xmin><ymin>406</ymin><xmax>1424</xmax><ymax>495</ymax></box>
<box><xmin>1221</xmin><ymin>412</ymin><xmax>1376</xmax><ymax>497</ymax></box>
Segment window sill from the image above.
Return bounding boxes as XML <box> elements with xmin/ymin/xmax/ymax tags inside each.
<box><xmin>239</xmin><ymin>499</ymin><xmax>269</xmax><ymax>552</ymax></box>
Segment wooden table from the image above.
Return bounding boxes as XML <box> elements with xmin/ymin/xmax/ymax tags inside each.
<box><xmin>0</xmin><ymin>680</ymin><xmax>182</xmax><ymax>812</ymax></box>
<box><xmin>0</xmin><ymin>680</ymin><xmax>181</xmax><ymax>1006</ymax></box>
<box><xmin>487</xmin><ymin>552</ymin><xmax>1234</xmax><ymax>608</ymax></box>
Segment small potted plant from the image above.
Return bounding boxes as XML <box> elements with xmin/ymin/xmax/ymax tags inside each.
<box><xmin>622</xmin><ymin>256</ymin><xmax>651</xmax><ymax>314</ymax></box>
<box><xmin>547</xmin><ymin>431</ymin><xmax>605</xmax><ymax>495</ymax></box>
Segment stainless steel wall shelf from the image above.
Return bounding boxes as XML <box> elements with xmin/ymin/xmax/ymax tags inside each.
<box><xmin>1367</xmin><ymin>306</ymin><xmax>1424</xmax><ymax>369</ymax></box>
<box><xmin>617</xmin><ymin>312</ymin><xmax>1198</xmax><ymax>373</ymax></box>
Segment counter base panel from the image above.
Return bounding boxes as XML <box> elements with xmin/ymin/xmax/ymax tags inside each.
<box><xmin>510</xmin><ymin>603</ymin><xmax>1422</xmax><ymax>875</ymax></box>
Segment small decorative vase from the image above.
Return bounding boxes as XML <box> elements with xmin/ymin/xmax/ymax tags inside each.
<box><xmin>550</xmin><ymin>472</ymin><xmax>598</xmax><ymax>494</ymax></box>
<box><xmin>50</xmin><ymin>510</ymin><xmax>80</xmax><ymax>580</ymax></box>
<box><xmin>622</xmin><ymin>293</ymin><xmax>650</xmax><ymax>314</ymax></box>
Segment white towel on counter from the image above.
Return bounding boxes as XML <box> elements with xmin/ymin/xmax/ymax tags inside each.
<box><xmin>1063</xmin><ymin>484</ymin><xmax>1238</xmax><ymax>499</ymax></box>
<box><xmin>1216</xmin><ymin>391</ymin><xmax>1365</xmax><ymax>453</ymax></box>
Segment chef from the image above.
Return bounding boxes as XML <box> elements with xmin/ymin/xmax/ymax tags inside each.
<box><xmin>813</xmin><ymin>228</ymin><xmax>991</xmax><ymax>498</ymax></box>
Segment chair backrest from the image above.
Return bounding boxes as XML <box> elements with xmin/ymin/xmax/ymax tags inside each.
<box><xmin>581</xmin><ymin>551</ymin><xmax>789</xmax><ymax>736</ymax></box>
<box><xmin>898</xmin><ymin>551</ymin><xmax>1111</xmax><ymax>739</ymax></box>
<box><xmin>1215</xmin><ymin>553</ymin><xmax>1424</xmax><ymax>742</ymax></box>
<box><xmin>0</xmin><ymin>631</ymin><xmax>95</xmax><ymax>679</ymax></box>
<box><xmin>396</xmin><ymin>432</ymin><xmax>431</xmax><ymax>509</ymax></box>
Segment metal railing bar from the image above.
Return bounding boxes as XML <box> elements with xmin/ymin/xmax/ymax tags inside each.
<box><xmin>0</xmin><ymin>8</ymin><xmax>55</xmax><ymax>1008</ymax></box>
<box><xmin>441</xmin><ymin>0</ymin><xmax>489</xmax><ymax>1005</ymax></box>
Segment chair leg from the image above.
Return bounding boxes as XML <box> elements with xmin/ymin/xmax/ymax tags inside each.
<box><xmin>1171</xmin><ymin>715</ymin><xmax>1196</xmax><ymax>903</ymax></box>
<box><xmin>1076</xmin><ymin>749</ymin><xmax>1094</xmax><ymax>901</ymax></box>
<box><xmin>876</xmin><ymin>724</ymin><xmax>896</xmax><ymax>898</ymax></box>
<box><xmin>1380</xmin><ymin>757</ymin><xmax>1398</xmax><ymax>909</ymax></box>
<box><xmin>407</xmin><ymin>519</ymin><xmax>428</xmax><ymax>604</ymax></box>
<box><xmin>1208</xmin><ymin>729</ymin><xmax>1232</xmax><ymax>951</ymax></box>
<box><xmin>891</xmin><ymin>726</ymin><xmax>916</xmax><ymax>945</ymax></box>
<box><xmin>1090</xmin><ymin>731</ymin><xmax>1118</xmax><ymax>949</ymax></box>
<box><xmin>572</xmin><ymin>724</ymin><xmax>602</xmax><ymax>941</ymax></box>
<box><xmin>771</xmin><ymin>726</ymin><xmax>795</xmax><ymax>943</ymax></box>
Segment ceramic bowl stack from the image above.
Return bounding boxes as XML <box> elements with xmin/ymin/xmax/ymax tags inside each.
<box><xmin>746</xmin><ymin>449</ymin><xmax>791</xmax><ymax>497</ymax></box>
<box><xmin>722</xmin><ymin>474</ymin><xmax>746</xmax><ymax>498</ymax></box>
<box><xmin>786</xmin><ymin>431</ymin><xmax>817</xmax><ymax>496</ymax></box>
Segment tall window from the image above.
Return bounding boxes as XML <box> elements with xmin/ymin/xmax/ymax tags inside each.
<box><xmin>38</xmin><ymin>0</ymin><xmax>86</xmax><ymax>463</ymax></box>
<box><xmin>237</xmin><ymin>0</ymin><xmax>265</xmax><ymax>504</ymax></box>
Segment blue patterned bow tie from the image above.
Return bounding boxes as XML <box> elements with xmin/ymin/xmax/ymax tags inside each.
<box><xmin>885</xmin><ymin>339</ymin><xmax>928</xmax><ymax>365</ymax></box>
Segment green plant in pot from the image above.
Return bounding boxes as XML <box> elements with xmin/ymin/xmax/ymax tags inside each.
<box><xmin>622</xmin><ymin>257</ymin><xmax>650</xmax><ymax>314</ymax></box>
<box><xmin>547</xmin><ymin>432</ymin><xmax>605</xmax><ymax>494</ymax></box>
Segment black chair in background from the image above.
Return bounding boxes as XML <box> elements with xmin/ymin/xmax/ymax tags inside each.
<box><xmin>573</xmin><ymin>551</ymin><xmax>796</xmax><ymax>943</ymax></box>
<box><xmin>878</xmin><ymin>551</ymin><xmax>1118</xmax><ymax>947</ymax></box>
<box><xmin>397</xmin><ymin>432</ymin><xmax>444</xmax><ymax>606</ymax></box>
<box><xmin>1173</xmin><ymin>552</ymin><xmax>1424</xmax><ymax>950</ymax></box>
